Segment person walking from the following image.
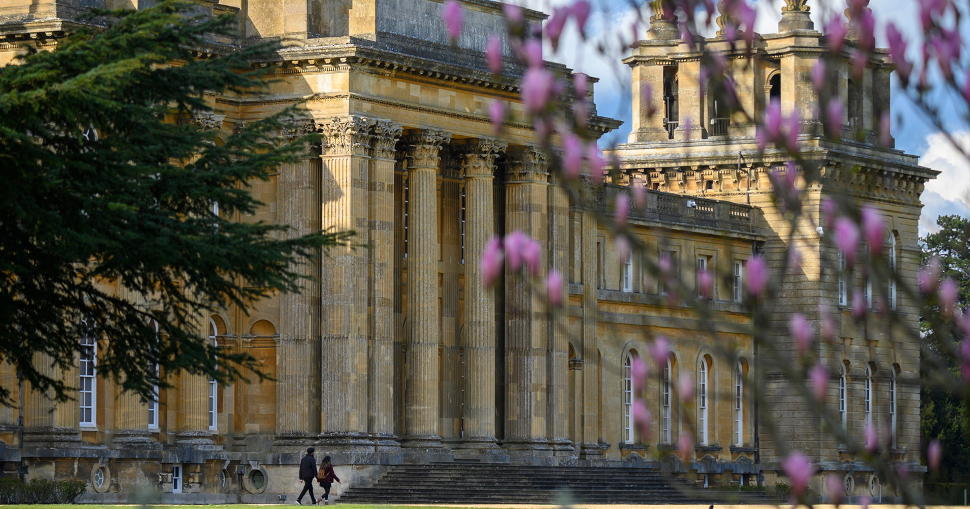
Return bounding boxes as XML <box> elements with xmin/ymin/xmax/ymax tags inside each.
<box><xmin>296</xmin><ymin>447</ymin><xmax>317</xmax><ymax>505</ymax></box>
<box><xmin>316</xmin><ymin>455</ymin><xmax>341</xmax><ymax>505</ymax></box>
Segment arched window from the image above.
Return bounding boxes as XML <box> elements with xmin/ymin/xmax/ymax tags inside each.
<box><xmin>79</xmin><ymin>322</ymin><xmax>97</xmax><ymax>427</ymax></box>
<box><xmin>148</xmin><ymin>320</ymin><xmax>159</xmax><ymax>430</ymax></box>
<box><xmin>697</xmin><ymin>356</ymin><xmax>709</xmax><ymax>445</ymax></box>
<box><xmin>864</xmin><ymin>365</ymin><xmax>873</xmax><ymax>426</ymax></box>
<box><xmin>623</xmin><ymin>352</ymin><xmax>635</xmax><ymax>443</ymax></box>
<box><xmin>734</xmin><ymin>360</ymin><xmax>744</xmax><ymax>446</ymax></box>
<box><xmin>769</xmin><ymin>73</ymin><xmax>781</xmax><ymax>103</ymax></box>
<box><xmin>889</xmin><ymin>367</ymin><xmax>898</xmax><ymax>449</ymax></box>
<box><xmin>839</xmin><ymin>363</ymin><xmax>848</xmax><ymax>431</ymax></box>
<box><xmin>662</xmin><ymin>358</ymin><xmax>672</xmax><ymax>444</ymax></box>
<box><xmin>889</xmin><ymin>233</ymin><xmax>897</xmax><ymax>310</ymax></box>
<box><xmin>207</xmin><ymin>318</ymin><xmax>219</xmax><ymax>431</ymax></box>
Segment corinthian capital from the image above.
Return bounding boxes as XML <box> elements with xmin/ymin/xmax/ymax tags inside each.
<box><xmin>371</xmin><ymin>120</ymin><xmax>403</xmax><ymax>160</ymax></box>
<box><xmin>280</xmin><ymin>119</ymin><xmax>316</xmax><ymax>141</ymax></box>
<box><xmin>459</xmin><ymin>138</ymin><xmax>508</xmax><ymax>179</ymax></box>
<box><xmin>318</xmin><ymin>116</ymin><xmax>375</xmax><ymax>156</ymax></box>
<box><xmin>403</xmin><ymin>128</ymin><xmax>451</xmax><ymax>169</ymax></box>
<box><xmin>507</xmin><ymin>145</ymin><xmax>548</xmax><ymax>183</ymax></box>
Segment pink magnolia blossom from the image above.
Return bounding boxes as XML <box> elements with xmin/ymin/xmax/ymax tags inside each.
<box><xmin>485</xmin><ymin>35</ymin><xmax>503</xmax><ymax>73</ymax></box>
<box><xmin>677</xmin><ymin>432</ymin><xmax>694</xmax><ymax>460</ymax></box>
<box><xmin>961</xmin><ymin>340</ymin><xmax>970</xmax><ymax>381</ymax></box>
<box><xmin>562</xmin><ymin>132</ymin><xmax>583</xmax><ymax>179</ymax></box>
<box><xmin>614</xmin><ymin>235</ymin><xmax>630</xmax><ymax>263</ymax></box>
<box><xmin>571</xmin><ymin>0</ymin><xmax>591</xmax><ymax>37</ymax></box>
<box><xmin>632</xmin><ymin>356</ymin><xmax>648</xmax><ymax>391</ymax></box>
<box><xmin>574</xmin><ymin>73</ymin><xmax>589</xmax><ymax>98</ymax></box>
<box><xmin>503</xmin><ymin>231</ymin><xmax>529</xmax><ymax>271</ymax></box>
<box><xmin>632</xmin><ymin>398</ymin><xmax>651</xmax><ymax>439</ymax></box>
<box><xmin>825</xmin><ymin>16</ymin><xmax>848</xmax><ymax>53</ymax></box>
<box><xmin>822</xmin><ymin>198</ymin><xmax>838</xmax><ymax>230</ymax></box>
<box><xmin>677</xmin><ymin>372</ymin><xmax>694</xmax><ymax>401</ymax></box>
<box><xmin>824</xmin><ymin>474</ymin><xmax>843</xmax><ymax>504</ymax></box>
<box><xmin>521</xmin><ymin>68</ymin><xmax>555</xmax><ymax>113</ymax></box>
<box><xmin>861</xmin><ymin>206</ymin><xmax>885</xmax><ymax>255</ymax></box>
<box><xmin>834</xmin><ymin>217</ymin><xmax>860</xmax><ymax>266</ymax></box>
<box><xmin>811</xmin><ymin>60</ymin><xmax>826</xmax><ymax>91</ymax></box>
<box><xmin>546</xmin><ymin>8</ymin><xmax>568</xmax><ymax>49</ymax></box>
<box><xmin>522</xmin><ymin>39</ymin><xmax>543</xmax><ymax>69</ymax></box>
<box><xmin>809</xmin><ymin>363</ymin><xmax>828</xmax><ymax>401</ymax></box>
<box><xmin>481</xmin><ymin>237</ymin><xmax>504</xmax><ymax>287</ymax></box>
<box><xmin>650</xmin><ymin>336</ymin><xmax>671</xmax><ymax>369</ymax></box>
<box><xmin>521</xmin><ymin>237</ymin><xmax>541</xmax><ymax>276</ymax></box>
<box><xmin>697</xmin><ymin>270</ymin><xmax>714</xmax><ymax>299</ymax></box>
<box><xmin>852</xmin><ymin>289</ymin><xmax>867</xmax><ymax>319</ymax></box>
<box><xmin>745</xmin><ymin>255</ymin><xmax>769</xmax><ymax>296</ymax></box>
<box><xmin>682</xmin><ymin>117</ymin><xmax>694</xmax><ymax>142</ymax></box>
<box><xmin>489</xmin><ymin>100</ymin><xmax>506</xmax><ymax>135</ymax></box>
<box><xmin>939</xmin><ymin>278</ymin><xmax>959</xmax><ymax>317</ymax></box>
<box><xmin>546</xmin><ymin>269</ymin><xmax>564</xmax><ymax>307</ymax></box>
<box><xmin>790</xmin><ymin>313</ymin><xmax>814</xmax><ymax>356</ymax></box>
<box><xmin>503</xmin><ymin>4</ymin><xmax>524</xmax><ymax>25</ymax></box>
<box><xmin>860</xmin><ymin>495</ymin><xmax>872</xmax><ymax>509</ymax></box>
<box><xmin>782</xmin><ymin>451</ymin><xmax>815</xmax><ymax>497</ymax></box>
<box><xmin>928</xmin><ymin>440</ymin><xmax>942</xmax><ymax>471</ymax></box>
<box><xmin>880</xmin><ymin>111</ymin><xmax>892</xmax><ymax>147</ymax></box>
<box><xmin>615</xmin><ymin>193</ymin><xmax>630</xmax><ymax>226</ymax></box>
<box><xmin>885</xmin><ymin>23</ymin><xmax>912</xmax><ymax>85</ymax></box>
<box><xmin>825</xmin><ymin>99</ymin><xmax>844</xmax><ymax>138</ymax></box>
<box><xmin>919</xmin><ymin>257</ymin><xmax>942</xmax><ymax>294</ymax></box>
<box><xmin>572</xmin><ymin>101</ymin><xmax>589</xmax><ymax>128</ymax></box>
<box><xmin>864</xmin><ymin>421</ymin><xmax>878</xmax><ymax>452</ymax></box>
<box><xmin>587</xmin><ymin>143</ymin><xmax>605</xmax><ymax>183</ymax></box>
<box><xmin>442</xmin><ymin>0</ymin><xmax>464</xmax><ymax>41</ymax></box>
<box><xmin>632</xmin><ymin>181</ymin><xmax>646</xmax><ymax>208</ymax></box>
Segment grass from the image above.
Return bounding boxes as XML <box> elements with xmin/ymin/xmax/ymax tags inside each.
<box><xmin>0</xmin><ymin>506</ymin><xmax>495</xmax><ymax>509</ymax></box>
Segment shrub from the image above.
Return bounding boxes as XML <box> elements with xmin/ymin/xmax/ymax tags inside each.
<box><xmin>0</xmin><ymin>477</ymin><xmax>88</xmax><ymax>504</ymax></box>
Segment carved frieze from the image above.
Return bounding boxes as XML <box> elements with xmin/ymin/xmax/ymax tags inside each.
<box><xmin>403</xmin><ymin>128</ymin><xmax>451</xmax><ymax>169</ymax></box>
<box><xmin>318</xmin><ymin>116</ymin><xmax>375</xmax><ymax>156</ymax></box>
<box><xmin>192</xmin><ymin>111</ymin><xmax>225</xmax><ymax>130</ymax></box>
<box><xmin>280</xmin><ymin>119</ymin><xmax>316</xmax><ymax>141</ymax></box>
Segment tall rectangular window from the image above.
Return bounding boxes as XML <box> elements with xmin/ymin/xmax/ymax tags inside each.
<box><xmin>79</xmin><ymin>328</ymin><xmax>97</xmax><ymax>427</ymax></box>
<box><xmin>662</xmin><ymin>360</ymin><xmax>672</xmax><ymax>443</ymax></box>
<box><xmin>734</xmin><ymin>362</ymin><xmax>744</xmax><ymax>446</ymax></box>
<box><xmin>889</xmin><ymin>234</ymin><xmax>897</xmax><ymax>310</ymax></box>
<box><xmin>148</xmin><ymin>321</ymin><xmax>159</xmax><ymax>430</ymax></box>
<box><xmin>696</xmin><ymin>255</ymin><xmax>711</xmax><ymax>298</ymax></box>
<box><xmin>838</xmin><ymin>252</ymin><xmax>848</xmax><ymax>306</ymax></box>
<box><xmin>733</xmin><ymin>260</ymin><xmax>744</xmax><ymax>303</ymax></box>
<box><xmin>660</xmin><ymin>250</ymin><xmax>677</xmax><ymax>296</ymax></box>
<box><xmin>622</xmin><ymin>254</ymin><xmax>634</xmax><ymax>292</ymax></box>
<box><xmin>623</xmin><ymin>354</ymin><xmax>634</xmax><ymax>443</ymax></box>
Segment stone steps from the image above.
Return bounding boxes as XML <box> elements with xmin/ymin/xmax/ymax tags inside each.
<box><xmin>338</xmin><ymin>463</ymin><xmax>781</xmax><ymax>504</ymax></box>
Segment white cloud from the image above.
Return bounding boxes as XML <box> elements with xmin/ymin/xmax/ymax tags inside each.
<box><xmin>918</xmin><ymin>131</ymin><xmax>970</xmax><ymax>234</ymax></box>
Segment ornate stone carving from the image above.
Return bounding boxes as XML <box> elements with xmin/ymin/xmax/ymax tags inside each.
<box><xmin>507</xmin><ymin>145</ymin><xmax>548</xmax><ymax>183</ymax></box>
<box><xmin>371</xmin><ymin>120</ymin><xmax>403</xmax><ymax>160</ymax></box>
<box><xmin>318</xmin><ymin>116</ymin><xmax>375</xmax><ymax>156</ymax></box>
<box><xmin>782</xmin><ymin>0</ymin><xmax>810</xmax><ymax>12</ymax></box>
<box><xmin>403</xmin><ymin>128</ymin><xmax>451</xmax><ymax>169</ymax></box>
<box><xmin>280</xmin><ymin>119</ymin><xmax>316</xmax><ymax>141</ymax></box>
<box><xmin>459</xmin><ymin>138</ymin><xmax>508</xmax><ymax>179</ymax></box>
<box><xmin>192</xmin><ymin>111</ymin><xmax>225</xmax><ymax>130</ymax></box>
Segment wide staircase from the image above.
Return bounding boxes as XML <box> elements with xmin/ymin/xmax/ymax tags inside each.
<box><xmin>338</xmin><ymin>463</ymin><xmax>781</xmax><ymax>504</ymax></box>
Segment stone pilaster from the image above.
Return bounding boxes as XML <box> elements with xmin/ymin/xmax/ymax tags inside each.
<box><xmin>23</xmin><ymin>352</ymin><xmax>81</xmax><ymax>445</ymax></box>
<box><xmin>548</xmin><ymin>175</ymin><xmax>572</xmax><ymax>453</ymax></box>
<box><xmin>452</xmin><ymin>138</ymin><xmax>506</xmax><ymax>456</ymax></box>
<box><xmin>276</xmin><ymin>120</ymin><xmax>321</xmax><ymax>443</ymax></box>
<box><xmin>579</xmin><ymin>210</ymin><xmax>603</xmax><ymax>459</ymax></box>
<box><xmin>368</xmin><ymin>120</ymin><xmax>402</xmax><ymax>445</ymax></box>
<box><xmin>319</xmin><ymin>116</ymin><xmax>374</xmax><ymax>444</ymax></box>
<box><xmin>177</xmin><ymin>370</ymin><xmax>214</xmax><ymax>445</ymax></box>
<box><xmin>402</xmin><ymin>128</ymin><xmax>450</xmax><ymax>449</ymax></box>
<box><xmin>113</xmin><ymin>388</ymin><xmax>152</xmax><ymax>444</ymax></box>
<box><xmin>504</xmin><ymin>146</ymin><xmax>552</xmax><ymax>459</ymax></box>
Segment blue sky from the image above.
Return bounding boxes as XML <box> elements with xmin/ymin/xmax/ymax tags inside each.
<box><xmin>510</xmin><ymin>0</ymin><xmax>970</xmax><ymax>236</ymax></box>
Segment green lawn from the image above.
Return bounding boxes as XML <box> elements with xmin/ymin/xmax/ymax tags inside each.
<box><xmin>0</xmin><ymin>506</ymin><xmax>495</xmax><ymax>509</ymax></box>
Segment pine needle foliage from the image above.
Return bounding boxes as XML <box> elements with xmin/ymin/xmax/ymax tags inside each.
<box><xmin>0</xmin><ymin>0</ymin><xmax>350</xmax><ymax>404</ymax></box>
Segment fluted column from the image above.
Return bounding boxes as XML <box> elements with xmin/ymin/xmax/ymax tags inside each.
<box><xmin>456</xmin><ymin>138</ymin><xmax>506</xmax><ymax>449</ymax></box>
<box><xmin>548</xmin><ymin>175</ymin><xmax>572</xmax><ymax>452</ymax></box>
<box><xmin>320</xmin><ymin>116</ymin><xmax>374</xmax><ymax>441</ymax></box>
<box><xmin>368</xmin><ymin>120</ymin><xmax>402</xmax><ymax>443</ymax></box>
<box><xmin>579</xmin><ymin>209</ymin><xmax>602</xmax><ymax>459</ymax></box>
<box><xmin>114</xmin><ymin>389</ymin><xmax>151</xmax><ymax>444</ymax></box>
<box><xmin>402</xmin><ymin>128</ymin><xmax>450</xmax><ymax>447</ymax></box>
<box><xmin>504</xmin><ymin>146</ymin><xmax>551</xmax><ymax>456</ymax></box>
<box><xmin>177</xmin><ymin>316</ymin><xmax>214</xmax><ymax>445</ymax></box>
<box><xmin>25</xmin><ymin>352</ymin><xmax>82</xmax><ymax>444</ymax></box>
<box><xmin>276</xmin><ymin>120</ymin><xmax>321</xmax><ymax>442</ymax></box>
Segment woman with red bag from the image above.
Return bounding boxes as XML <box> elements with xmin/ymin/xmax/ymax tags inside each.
<box><xmin>315</xmin><ymin>455</ymin><xmax>340</xmax><ymax>504</ymax></box>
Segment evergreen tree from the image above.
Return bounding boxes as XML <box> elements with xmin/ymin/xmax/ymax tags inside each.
<box><xmin>0</xmin><ymin>0</ymin><xmax>348</xmax><ymax>403</ymax></box>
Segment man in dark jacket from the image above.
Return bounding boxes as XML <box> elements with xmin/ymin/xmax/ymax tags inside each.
<box><xmin>296</xmin><ymin>447</ymin><xmax>317</xmax><ymax>505</ymax></box>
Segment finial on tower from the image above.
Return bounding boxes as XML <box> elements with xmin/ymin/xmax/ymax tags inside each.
<box><xmin>647</xmin><ymin>0</ymin><xmax>679</xmax><ymax>41</ymax></box>
<box><xmin>778</xmin><ymin>0</ymin><xmax>814</xmax><ymax>32</ymax></box>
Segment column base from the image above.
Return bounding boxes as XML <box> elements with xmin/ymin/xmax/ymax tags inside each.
<box><xmin>504</xmin><ymin>439</ymin><xmax>557</xmax><ymax>465</ymax></box>
<box><xmin>175</xmin><ymin>431</ymin><xmax>220</xmax><ymax>448</ymax></box>
<box><xmin>22</xmin><ymin>426</ymin><xmax>81</xmax><ymax>447</ymax></box>
<box><xmin>273</xmin><ymin>431</ymin><xmax>319</xmax><ymax>447</ymax></box>
<box><xmin>314</xmin><ymin>432</ymin><xmax>405</xmax><ymax>465</ymax></box>
<box><xmin>401</xmin><ymin>435</ymin><xmax>452</xmax><ymax>463</ymax></box>
<box><xmin>451</xmin><ymin>437</ymin><xmax>510</xmax><ymax>463</ymax></box>
<box><xmin>112</xmin><ymin>429</ymin><xmax>160</xmax><ymax>447</ymax></box>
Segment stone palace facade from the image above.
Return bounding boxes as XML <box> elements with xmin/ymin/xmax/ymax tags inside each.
<box><xmin>0</xmin><ymin>0</ymin><xmax>936</xmax><ymax>503</ymax></box>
